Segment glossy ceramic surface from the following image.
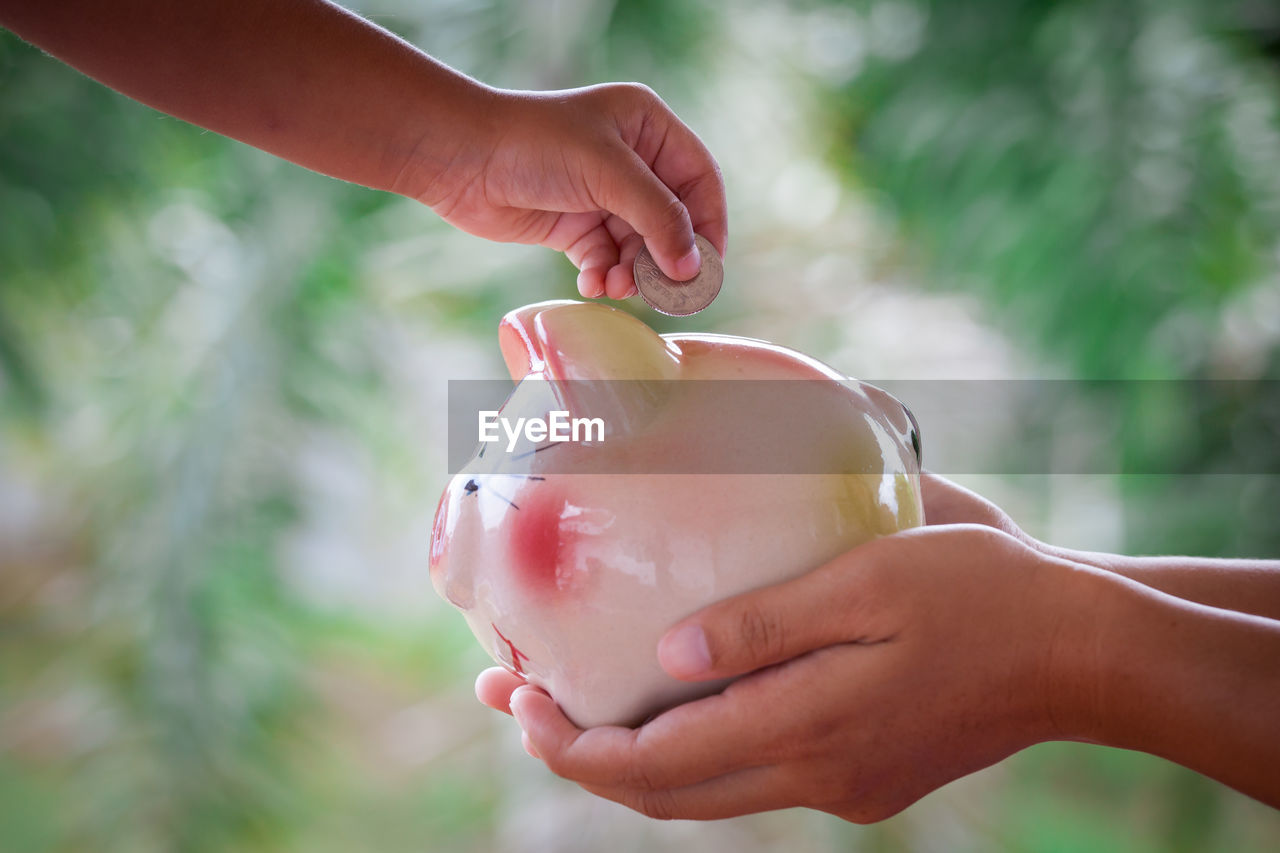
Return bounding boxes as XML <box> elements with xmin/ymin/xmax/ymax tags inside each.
<box><xmin>430</xmin><ymin>300</ymin><xmax>924</xmax><ymax>728</ymax></box>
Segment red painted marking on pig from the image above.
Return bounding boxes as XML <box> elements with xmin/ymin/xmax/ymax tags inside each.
<box><xmin>508</xmin><ymin>484</ymin><xmax>575</xmax><ymax>597</ymax></box>
<box><xmin>492</xmin><ymin>622</ymin><xmax>530</xmax><ymax>675</ymax></box>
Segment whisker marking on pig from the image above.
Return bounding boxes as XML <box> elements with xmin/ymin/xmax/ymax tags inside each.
<box><xmin>489</xmin><ymin>490</ymin><xmax>520</xmax><ymax>510</ymax></box>
<box><xmin>512</xmin><ymin>443</ymin><xmax>559</xmax><ymax>461</ymax></box>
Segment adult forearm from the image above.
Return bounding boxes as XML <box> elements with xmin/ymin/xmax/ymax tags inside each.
<box><xmin>0</xmin><ymin>0</ymin><xmax>482</xmax><ymax>193</ymax></box>
<box><xmin>1042</xmin><ymin>545</ymin><xmax>1280</xmax><ymax>622</ymax></box>
<box><xmin>1063</xmin><ymin>570</ymin><xmax>1280</xmax><ymax>806</ymax></box>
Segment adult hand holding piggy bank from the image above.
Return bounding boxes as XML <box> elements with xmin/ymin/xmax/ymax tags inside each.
<box><xmin>430</xmin><ymin>300</ymin><xmax>924</xmax><ymax>728</ymax></box>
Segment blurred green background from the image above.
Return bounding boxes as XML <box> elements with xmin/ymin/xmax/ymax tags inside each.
<box><xmin>3</xmin><ymin>0</ymin><xmax>1279</xmax><ymax>851</ymax></box>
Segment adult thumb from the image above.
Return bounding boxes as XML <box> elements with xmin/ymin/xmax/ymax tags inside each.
<box><xmin>656</xmin><ymin>554</ymin><xmax>883</xmax><ymax>681</ymax></box>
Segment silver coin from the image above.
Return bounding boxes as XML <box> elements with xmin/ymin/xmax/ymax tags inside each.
<box><xmin>633</xmin><ymin>234</ymin><xmax>723</xmax><ymax>317</ymax></box>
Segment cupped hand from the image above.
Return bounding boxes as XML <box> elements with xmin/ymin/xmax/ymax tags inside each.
<box><xmin>473</xmin><ymin>473</ymin><xmax>1031</xmax><ymax>715</ymax></box>
<box><xmin>919</xmin><ymin>472</ymin><xmax>1036</xmax><ymax>544</ymax></box>
<box><xmin>478</xmin><ymin>524</ymin><xmax>1101</xmax><ymax>822</ymax></box>
<box><xmin>403</xmin><ymin>82</ymin><xmax>727</xmax><ymax>301</ymax></box>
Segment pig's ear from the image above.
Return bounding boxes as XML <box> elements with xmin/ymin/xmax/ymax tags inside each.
<box><xmin>499</xmin><ymin>301</ymin><xmax>680</xmax><ymax>382</ymax></box>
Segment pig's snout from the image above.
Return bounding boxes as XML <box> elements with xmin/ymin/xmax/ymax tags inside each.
<box><xmin>429</xmin><ymin>487</ymin><xmax>477</xmax><ymax>610</ymax></box>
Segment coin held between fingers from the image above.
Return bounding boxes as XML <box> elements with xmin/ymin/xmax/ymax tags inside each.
<box><xmin>634</xmin><ymin>234</ymin><xmax>723</xmax><ymax>316</ymax></box>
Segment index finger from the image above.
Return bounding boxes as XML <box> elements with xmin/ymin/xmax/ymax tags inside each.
<box><xmin>508</xmin><ymin>687</ymin><xmax>763</xmax><ymax>792</ymax></box>
<box><xmin>475</xmin><ymin>666</ymin><xmax>526</xmax><ymax>715</ymax></box>
<box><xmin>509</xmin><ymin>649</ymin><xmax>840</xmax><ymax>792</ymax></box>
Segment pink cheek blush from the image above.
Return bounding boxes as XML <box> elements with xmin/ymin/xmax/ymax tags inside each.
<box><xmin>508</xmin><ymin>485</ymin><xmax>578</xmax><ymax>599</ymax></box>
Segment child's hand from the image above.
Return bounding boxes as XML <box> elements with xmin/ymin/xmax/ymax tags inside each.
<box><xmin>2</xmin><ymin>3</ymin><xmax>726</xmax><ymax>302</ymax></box>
<box><xmin>397</xmin><ymin>84</ymin><xmax>727</xmax><ymax>301</ymax></box>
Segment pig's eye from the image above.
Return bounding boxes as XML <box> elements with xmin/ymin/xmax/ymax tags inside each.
<box><xmin>461</xmin><ymin>474</ymin><xmax>545</xmax><ymax>511</ymax></box>
<box><xmin>902</xmin><ymin>403</ymin><xmax>923</xmax><ymax>466</ymax></box>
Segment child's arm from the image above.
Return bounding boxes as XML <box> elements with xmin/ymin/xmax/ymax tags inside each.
<box><xmin>3</xmin><ymin>0</ymin><xmax>483</xmax><ymax>197</ymax></box>
<box><xmin>1</xmin><ymin>0</ymin><xmax>727</xmax><ymax>298</ymax></box>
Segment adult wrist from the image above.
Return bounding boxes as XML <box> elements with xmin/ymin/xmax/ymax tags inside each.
<box><xmin>1027</xmin><ymin>559</ymin><xmax>1137</xmax><ymax>746</ymax></box>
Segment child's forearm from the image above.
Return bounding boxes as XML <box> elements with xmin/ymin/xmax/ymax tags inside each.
<box><xmin>1041</xmin><ymin>545</ymin><xmax>1280</xmax><ymax>622</ymax></box>
<box><xmin>1069</xmin><ymin>570</ymin><xmax>1280</xmax><ymax>806</ymax></box>
<box><xmin>1</xmin><ymin>0</ymin><xmax>480</xmax><ymax>195</ymax></box>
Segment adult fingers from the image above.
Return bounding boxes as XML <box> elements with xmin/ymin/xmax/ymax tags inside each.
<box><xmin>509</xmin><ymin>647</ymin><xmax>858</xmax><ymax>793</ymax></box>
<box><xmin>576</xmin><ymin>763</ymin><xmax>805</xmax><ymax>821</ymax></box>
<box><xmin>509</xmin><ymin>682</ymin><xmax>781</xmax><ymax>792</ymax></box>
<box><xmin>657</xmin><ymin>544</ymin><xmax>898</xmax><ymax>682</ymax></box>
<box><xmin>918</xmin><ymin>472</ymin><xmax>991</xmax><ymax>526</ymax></box>
<box><xmin>658</xmin><ymin>525</ymin><xmax>1033</xmax><ymax>682</ymax></box>
<box><xmin>475</xmin><ymin>666</ymin><xmax>525</xmax><ymax>715</ymax></box>
<box><xmin>919</xmin><ymin>472</ymin><xmax>1031</xmax><ymax>543</ymax></box>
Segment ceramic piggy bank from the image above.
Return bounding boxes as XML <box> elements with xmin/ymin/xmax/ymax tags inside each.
<box><xmin>430</xmin><ymin>300</ymin><xmax>923</xmax><ymax>728</ymax></box>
